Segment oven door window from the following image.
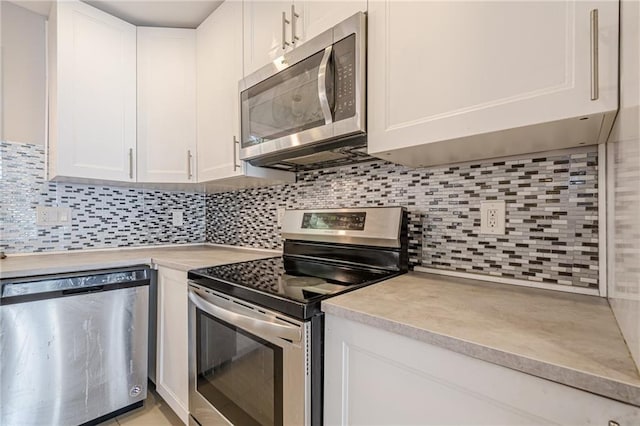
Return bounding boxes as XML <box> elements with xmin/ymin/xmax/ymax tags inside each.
<box><xmin>196</xmin><ymin>308</ymin><xmax>283</xmax><ymax>426</ymax></box>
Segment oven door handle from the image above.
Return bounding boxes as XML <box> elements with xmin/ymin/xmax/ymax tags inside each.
<box><xmin>188</xmin><ymin>288</ymin><xmax>302</xmax><ymax>343</ymax></box>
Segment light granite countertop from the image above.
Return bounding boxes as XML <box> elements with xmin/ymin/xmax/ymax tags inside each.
<box><xmin>0</xmin><ymin>244</ymin><xmax>279</xmax><ymax>278</ymax></box>
<box><xmin>322</xmin><ymin>271</ymin><xmax>640</xmax><ymax>408</ymax></box>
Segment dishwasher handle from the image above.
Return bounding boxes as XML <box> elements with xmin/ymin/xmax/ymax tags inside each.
<box><xmin>1</xmin><ymin>267</ymin><xmax>151</xmax><ymax>306</ymax></box>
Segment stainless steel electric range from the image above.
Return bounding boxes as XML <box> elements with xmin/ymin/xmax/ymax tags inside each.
<box><xmin>187</xmin><ymin>207</ymin><xmax>408</xmax><ymax>426</ymax></box>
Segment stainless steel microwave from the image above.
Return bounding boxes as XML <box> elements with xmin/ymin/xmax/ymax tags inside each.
<box><xmin>239</xmin><ymin>12</ymin><xmax>366</xmax><ymax>171</ymax></box>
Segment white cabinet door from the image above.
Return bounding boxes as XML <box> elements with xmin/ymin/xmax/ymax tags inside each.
<box><xmin>324</xmin><ymin>315</ymin><xmax>640</xmax><ymax>425</ymax></box>
<box><xmin>137</xmin><ymin>27</ymin><xmax>196</xmax><ymax>183</ymax></box>
<box><xmin>196</xmin><ymin>1</ymin><xmax>243</xmax><ymax>182</ymax></box>
<box><xmin>243</xmin><ymin>1</ymin><xmax>292</xmax><ymax>76</ymax></box>
<box><xmin>297</xmin><ymin>0</ymin><xmax>366</xmax><ymax>43</ymax></box>
<box><xmin>156</xmin><ymin>267</ymin><xmax>189</xmax><ymax>424</ymax></box>
<box><xmin>197</xmin><ymin>3</ymin><xmax>295</xmax><ymax>189</ymax></box>
<box><xmin>242</xmin><ymin>1</ymin><xmax>367</xmax><ymax>77</ymax></box>
<box><xmin>367</xmin><ymin>1</ymin><xmax>619</xmax><ymax>167</ymax></box>
<box><xmin>48</xmin><ymin>0</ymin><xmax>136</xmax><ymax>182</ymax></box>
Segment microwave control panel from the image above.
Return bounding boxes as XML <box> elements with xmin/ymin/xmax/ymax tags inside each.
<box><xmin>334</xmin><ymin>34</ymin><xmax>356</xmax><ymax>122</ymax></box>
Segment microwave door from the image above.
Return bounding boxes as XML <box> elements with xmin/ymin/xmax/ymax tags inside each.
<box><xmin>240</xmin><ymin>50</ymin><xmax>336</xmax><ymax>160</ymax></box>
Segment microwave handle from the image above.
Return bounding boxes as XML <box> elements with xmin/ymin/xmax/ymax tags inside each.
<box><xmin>318</xmin><ymin>45</ymin><xmax>333</xmax><ymax>125</ymax></box>
<box><xmin>188</xmin><ymin>287</ymin><xmax>302</xmax><ymax>343</ymax></box>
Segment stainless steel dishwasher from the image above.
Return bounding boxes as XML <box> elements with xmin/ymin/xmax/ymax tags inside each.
<box><xmin>0</xmin><ymin>266</ymin><xmax>151</xmax><ymax>426</ymax></box>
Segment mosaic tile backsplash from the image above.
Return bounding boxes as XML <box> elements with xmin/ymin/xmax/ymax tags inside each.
<box><xmin>0</xmin><ymin>141</ymin><xmax>206</xmax><ymax>252</ymax></box>
<box><xmin>206</xmin><ymin>147</ymin><xmax>599</xmax><ymax>289</ymax></box>
<box><xmin>1</xmin><ymin>140</ymin><xmax>599</xmax><ymax>289</ymax></box>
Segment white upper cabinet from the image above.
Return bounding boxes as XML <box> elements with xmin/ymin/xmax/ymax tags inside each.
<box><xmin>299</xmin><ymin>1</ymin><xmax>366</xmax><ymax>43</ymax></box>
<box><xmin>196</xmin><ymin>1</ymin><xmax>243</xmax><ymax>182</ymax></box>
<box><xmin>48</xmin><ymin>0</ymin><xmax>136</xmax><ymax>182</ymax></box>
<box><xmin>243</xmin><ymin>1</ymin><xmax>292</xmax><ymax>76</ymax></box>
<box><xmin>137</xmin><ymin>27</ymin><xmax>197</xmax><ymax>183</ymax></box>
<box><xmin>197</xmin><ymin>1</ymin><xmax>295</xmax><ymax>189</ymax></box>
<box><xmin>367</xmin><ymin>1</ymin><xmax>619</xmax><ymax>167</ymax></box>
<box><xmin>242</xmin><ymin>0</ymin><xmax>366</xmax><ymax>77</ymax></box>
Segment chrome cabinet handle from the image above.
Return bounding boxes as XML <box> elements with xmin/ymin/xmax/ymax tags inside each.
<box><xmin>318</xmin><ymin>45</ymin><xmax>333</xmax><ymax>125</ymax></box>
<box><xmin>282</xmin><ymin>11</ymin><xmax>290</xmax><ymax>50</ymax></box>
<box><xmin>291</xmin><ymin>4</ymin><xmax>300</xmax><ymax>45</ymax></box>
<box><xmin>233</xmin><ymin>136</ymin><xmax>241</xmax><ymax>171</ymax></box>
<box><xmin>189</xmin><ymin>288</ymin><xmax>301</xmax><ymax>343</ymax></box>
<box><xmin>590</xmin><ymin>9</ymin><xmax>599</xmax><ymax>101</ymax></box>
<box><xmin>187</xmin><ymin>149</ymin><xmax>193</xmax><ymax>180</ymax></box>
<box><xmin>128</xmin><ymin>148</ymin><xmax>134</xmax><ymax>179</ymax></box>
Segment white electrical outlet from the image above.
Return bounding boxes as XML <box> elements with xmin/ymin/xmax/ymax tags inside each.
<box><xmin>276</xmin><ymin>208</ymin><xmax>286</xmax><ymax>227</ymax></box>
<box><xmin>36</xmin><ymin>206</ymin><xmax>51</xmax><ymax>225</ymax></box>
<box><xmin>480</xmin><ymin>201</ymin><xmax>506</xmax><ymax>235</ymax></box>
<box><xmin>172</xmin><ymin>210</ymin><xmax>184</xmax><ymax>227</ymax></box>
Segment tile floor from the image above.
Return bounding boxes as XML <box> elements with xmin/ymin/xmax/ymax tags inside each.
<box><xmin>99</xmin><ymin>385</ymin><xmax>183</xmax><ymax>426</ymax></box>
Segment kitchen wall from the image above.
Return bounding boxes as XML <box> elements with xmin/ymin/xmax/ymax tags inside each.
<box><xmin>1</xmin><ymin>138</ymin><xmax>601</xmax><ymax>292</ymax></box>
<box><xmin>0</xmin><ymin>2</ymin><xmax>602</xmax><ymax>294</ymax></box>
<box><xmin>607</xmin><ymin>0</ymin><xmax>640</xmax><ymax>371</ymax></box>
<box><xmin>206</xmin><ymin>146</ymin><xmax>600</xmax><ymax>290</ymax></box>
<box><xmin>1</xmin><ymin>1</ymin><xmax>47</xmax><ymax>145</ymax></box>
<box><xmin>0</xmin><ymin>141</ymin><xmax>206</xmax><ymax>252</ymax></box>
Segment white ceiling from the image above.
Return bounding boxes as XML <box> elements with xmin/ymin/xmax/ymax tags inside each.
<box><xmin>9</xmin><ymin>0</ymin><xmax>225</xmax><ymax>28</ymax></box>
<box><xmin>85</xmin><ymin>0</ymin><xmax>224</xmax><ymax>28</ymax></box>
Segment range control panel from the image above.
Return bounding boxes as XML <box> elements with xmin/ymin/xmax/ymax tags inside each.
<box><xmin>281</xmin><ymin>207</ymin><xmax>404</xmax><ymax>248</ymax></box>
<box><xmin>301</xmin><ymin>212</ymin><xmax>366</xmax><ymax>231</ymax></box>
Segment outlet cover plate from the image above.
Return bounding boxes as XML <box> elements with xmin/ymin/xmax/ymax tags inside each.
<box><xmin>36</xmin><ymin>206</ymin><xmax>72</xmax><ymax>226</ymax></box>
<box><xmin>277</xmin><ymin>208</ymin><xmax>286</xmax><ymax>227</ymax></box>
<box><xmin>480</xmin><ymin>200</ymin><xmax>506</xmax><ymax>235</ymax></box>
<box><xmin>172</xmin><ymin>210</ymin><xmax>184</xmax><ymax>227</ymax></box>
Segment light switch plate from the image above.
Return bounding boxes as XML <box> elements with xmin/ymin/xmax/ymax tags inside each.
<box><xmin>172</xmin><ymin>210</ymin><xmax>184</xmax><ymax>227</ymax></box>
<box><xmin>480</xmin><ymin>201</ymin><xmax>506</xmax><ymax>235</ymax></box>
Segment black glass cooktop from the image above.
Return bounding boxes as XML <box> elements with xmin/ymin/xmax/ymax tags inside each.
<box><xmin>188</xmin><ymin>256</ymin><xmax>398</xmax><ymax>320</ymax></box>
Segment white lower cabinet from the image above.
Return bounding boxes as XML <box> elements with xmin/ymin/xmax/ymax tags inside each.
<box><xmin>324</xmin><ymin>314</ymin><xmax>640</xmax><ymax>425</ymax></box>
<box><xmin>156</xmin><ymin>267</ymin><xmax>189</xmax><ymax>424</ymax></box>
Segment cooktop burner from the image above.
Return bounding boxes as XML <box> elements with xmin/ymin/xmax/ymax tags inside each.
<box><xmin>188</xmin><ymin>256</ymin><xmax>399</xmax><ymax>320</ymax></box>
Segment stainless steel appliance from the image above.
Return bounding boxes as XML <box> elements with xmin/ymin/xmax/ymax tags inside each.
<box><xmin>239</xmin><ymin>12</ymin><xmax>368</xmax><ymax>171</ymax></box>
<box><xmin>0</xmin><ymin>266</ymin><xmax>151</xmax><ymax>425</ymax></box>
<box><xmin>188</xmin><ymin>207</ymin><xmax>408</xmax><ymax>426</ymax></box>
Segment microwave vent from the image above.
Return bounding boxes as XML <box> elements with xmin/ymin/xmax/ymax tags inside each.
<box><xmin>253</xmin><ymin>141</ymin><xmax>376</xmax><ymax>173</ymax></box>
<box><xmin>243</xmin><ymin>134</ymin><xmax>375</xmax><ymax>171</ymax></box>
<box><xmin>288</xmin><ymin>151</ymin><xmax>349</xmax><ymax>165</ymax></box>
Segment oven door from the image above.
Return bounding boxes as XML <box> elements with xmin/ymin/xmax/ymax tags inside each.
<box><xmin>188</xmin><ymin>283</ymin><xmax>310</xmax><ymax>426</ymax></box>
